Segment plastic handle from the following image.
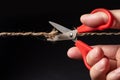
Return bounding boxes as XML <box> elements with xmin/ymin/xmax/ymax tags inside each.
<box><xmin>77</xmin><ymin>8</ymin><xmax>114</xmax><ymax>33</ymax></box>
<box><xmin>75</xmin><ymin>40</ymin><xmax>92</xmax><ymax>70</ymax></box>
<box><xmin>74</xmin><ymin>8</ymin><xmax>114</xmax><ymax>70</ymax></box>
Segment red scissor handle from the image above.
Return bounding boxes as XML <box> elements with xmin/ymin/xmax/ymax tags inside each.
<box><xmin>77</xmin><ymin>8</ymin><xmax>114</xmax><ymax>33</ymax></box>
<box><xmin>75</xmin><ymin>8</ymin><xmax>114</xmax><ymax>70</ymax></box>
<box><xmin>75</xmin><ymin>40</ymin><xmax>92</xmax><ymax>70</ymax></box>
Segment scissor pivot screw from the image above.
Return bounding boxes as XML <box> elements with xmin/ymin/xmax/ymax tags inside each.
<box><xmin>69</xmin><ymin>32</ymin><xmax>73</xmax><ymax>37</ymax></box>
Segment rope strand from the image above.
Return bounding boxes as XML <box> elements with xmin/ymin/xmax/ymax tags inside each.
<box><xmin>78</xmin><ymin>32</ymin><xmax>120</xmax><ymax>36</ymax></box>
<box><xmin>0</xmin><ymin>29</ymin><xmax>119</xmax><ymax>40</ymax></box>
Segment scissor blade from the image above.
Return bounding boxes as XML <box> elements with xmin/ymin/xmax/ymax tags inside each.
<box><xmin>49</xmin><ymin>21</ymin><xmax>71</xmax><ymax>33</ymax></box>
<box><xmin>47</xmin><ymin>30</ymin><xmax>77</xmax><ymax>42</ymax></box>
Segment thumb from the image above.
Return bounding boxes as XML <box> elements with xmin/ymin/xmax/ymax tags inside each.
<box><xmin>80</xmin><ymin>12</ymin><xmax>108</xmax><ymax>28</ymax></box>
<box><xmin>80</xmin><ymin>10</ymin><xmax>120</xmax><ymax>29</ymax></box>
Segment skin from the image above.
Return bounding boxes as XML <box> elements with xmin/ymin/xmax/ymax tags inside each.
<box><xmin>67</xmin><ymin>9</ymin><xmax>120</xmax><ymax>80</ymax></box>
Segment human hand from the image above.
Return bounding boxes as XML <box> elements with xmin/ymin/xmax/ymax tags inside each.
<box><xmin>67</xmin><ymin>9</ymin><xmax>120</xmax><ymax>80</ymax></box>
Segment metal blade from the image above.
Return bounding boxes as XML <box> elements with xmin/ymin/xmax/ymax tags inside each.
<box><xmin>47</xmin><ymin>30</ymin><xmax>77</xmax><ymax>42</ymax></box>
<box><xmin>49</xmin><ymin>21</ymin><xmax>71</xmax><ymax>33</ymax></box>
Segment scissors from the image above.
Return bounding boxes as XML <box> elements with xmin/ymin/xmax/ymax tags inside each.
<box><xmin>48</xmin><ymin>8</ymin><xmax>114</xmax><ymax>70</ymax></box>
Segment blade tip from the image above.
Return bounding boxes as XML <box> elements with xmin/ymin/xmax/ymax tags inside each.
<box><xmin>48</xmin><ymin>21</ymin><xmax>53</xmax><ymax>24</ymax></box>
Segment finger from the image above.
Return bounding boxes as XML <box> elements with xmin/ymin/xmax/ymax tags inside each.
<box><xmin>106</xmin><ymin>67</ymin><xmax>120</xmax><ymax>80</ymax></box>
<box><xmin>67</xmin><ymin>45</ymin><xmax>120</xmax><ymax>61</ymax></box>
<box><xmin>80</xmin><ymin>10</ymin><xmax>120</xmax><ymax>29</ymax></box>
<box><xmin>93</xmin><ymin>45</ymin><xmax>120</xmax><ymax>60</ymax></box>
<box><xmin>110</xmin><ymin>10</ymin><xmax>120</xmax><ymax>29</ymax></box>
<box><xmin>67</xmin><ymin>47</ymin><xmax>82</xmax><ymax>60</ymax></box>
<box><xmin>90</xmin><ymin>58</ymin><xmax>110</xmax><ymax>80</ymax></box>
<box><xmin>116</xmin><ymin>46</ymin><xmax>120</xmax><ymax>67</ymax></box>
<box><xmin>86</xmin><ymin>47</ymin><xmax>104</xmax><ymax>66</ymax></box>
<box><xmin>80</xmin><ymin>12</ymin><xmax>108</xmax><ymax>28</ymax></box>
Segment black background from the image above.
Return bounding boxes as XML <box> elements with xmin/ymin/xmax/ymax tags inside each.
<box><xmin>0</xmin><ymin>1</ymin><xmax>120</xmax><ymax>80</ymax></box>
